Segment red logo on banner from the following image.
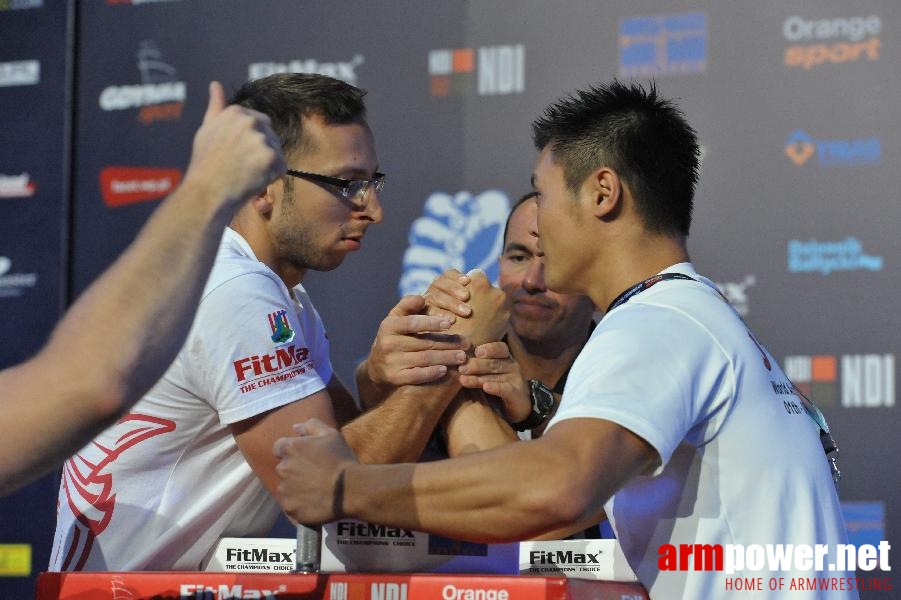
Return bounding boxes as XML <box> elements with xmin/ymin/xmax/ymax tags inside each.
<box><xmin>99</xmin><ymin>166</ymin><xmax>182</xmax><ymax>207</ymax></box>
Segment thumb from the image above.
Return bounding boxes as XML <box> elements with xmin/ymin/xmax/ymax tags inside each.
<box><xmin>391</xmin><ymin>294</ymin><xmax>426</xmax><ymax>316</ymax></box>
<box><xmin>203</xmin><ymin>81</ymin><xmax>226</xmax><ymax>123</ymax></box>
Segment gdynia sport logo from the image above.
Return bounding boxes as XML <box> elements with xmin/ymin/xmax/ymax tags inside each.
<box><xmin>659</xmin><ymin>541</ymin><xmax>891</xmax><ymax>593</ymax></box>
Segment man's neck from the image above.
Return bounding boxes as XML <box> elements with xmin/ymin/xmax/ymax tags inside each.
<box><xmin>588</xmin><ymin>234</ymin><xmax>690</xmax><ymax>314</ymax></box>
<box><xmin>229</xmin><ymin>224</ymin><xmax>306</xmax><ymax>289</ymax></box>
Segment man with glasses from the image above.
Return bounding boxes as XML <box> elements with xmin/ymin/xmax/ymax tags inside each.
<box><xmin>50</xmin><ymin>73</ymin><xmax>507</xmax><ymax>572</ymax></box>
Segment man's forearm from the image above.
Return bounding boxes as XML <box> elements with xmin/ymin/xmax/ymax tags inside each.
<box><xmin>0</xmin><ymin>179</ymin><xmax>237</xmax><ymax>494</ymax></box>
<box><xmin>340</xmin><ymin>436</ymin><xmax>578</xmax><ymax>543</ymax></box>
<box><xmin>441</xmin><ymin>389</ymin><xmax>518</xmax><ymax>456</ymax></box>
<box><xmin>355</xmin><ymin>357</ymin><xmax>388</xmax><ymax>411</ymax></box>
<box><xmin>342</xmin><ymin>372</ymin><xmax>462</xmax><ymax>463</ymax></box>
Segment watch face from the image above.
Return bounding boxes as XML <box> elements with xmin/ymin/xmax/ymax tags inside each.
<box><xmin>531</xmin><ymin>381</ymin><xmax>555</xmax><ymax>413</ymax></box>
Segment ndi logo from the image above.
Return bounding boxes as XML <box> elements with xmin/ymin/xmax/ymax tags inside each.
<box><xmin>784</xmin><ymin>354</ymin><xmax>894</xmax><ymax>408</ymax></box>
<box><xmin>788</xmin><ymin>237</ymin><xmax>883</xmax><ymax>275</ymax></box>
<box><xmin>619</xmin><ymin>12</ymin><xmax>707</xmax><ymax>77</ymax></box>
<box><xmin>428</xmin><ymin>45</ymin><xmax>524</xmax><ymax>96</ymax></box>
<box><xmin>785</xmin><ymin>129</ymin><xmax>880</xmax><ymax>167</ymax></box>
<box><xmin>399</xmin><ymin>190</ymin><xmax>509</xmax><ymax>296</ymax></box>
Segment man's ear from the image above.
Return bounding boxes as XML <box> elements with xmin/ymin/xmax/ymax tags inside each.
<box><xmin>249</xmin><ymin>183</ymin><xmax>276</xmax><ymax>219</ymax></box>
<box><xmin>587</xmin><ymin>167</ymin><xmax>622</xmax><ymax>219</ymax></box>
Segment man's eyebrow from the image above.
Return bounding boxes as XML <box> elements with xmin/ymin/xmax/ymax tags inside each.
<box><xmin>503</xmin><ymin>242</ymin><xmax>532</xmax><ymax>254</ymax></box>
<box><xmin>331</xmin><ymin>165</ymin><xmax>380</xmax><ymax>177</ymax></box>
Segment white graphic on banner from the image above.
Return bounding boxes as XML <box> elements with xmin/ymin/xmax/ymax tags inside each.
<box><xmin>0</xmin><ymin>60</ymin><xmax>40</xmax><ymax>87</ymax></box>
<box><xmin>0</xmin><ymin>257</ymin><xmax>38</xmax><ymax>298</ymax></box>
<box><xmin>399</xmin><ymin>190</ymin><xmax>510</xmax><ymax>296</ymax></box>
<box><xmin>248</xmin><ymin>55</ymin><xmax>364</xmax><ymax>85</ymax></box>
<box><xmin>715</xmin><ymin>275</ymin><xmax>756</xmax><ymax>317</ymax></box>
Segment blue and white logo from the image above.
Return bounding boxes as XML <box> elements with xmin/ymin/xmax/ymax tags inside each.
<box><xmin>620</xmin><ymin>12</ymin><xmax>708</xmax><ymax>77</ymax></box>
<box><xmin>399</xmin><ymin>190</ymin><xmax>510</xmax><ymax>296</ymax></box>
<box><xmin>788</xmin><ymin>237</ymin><xmax>883</xmax><ymax>275</ymax></box>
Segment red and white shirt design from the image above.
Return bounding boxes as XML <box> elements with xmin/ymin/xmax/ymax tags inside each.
<box><xmin>50</xmin><ymin>228</ymin><xmax>332</xmax><ymax>571</ymax></box>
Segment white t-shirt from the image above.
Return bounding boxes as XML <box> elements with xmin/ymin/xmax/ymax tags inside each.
<box><xmin>546</xmin><ymin>263</ymin><xmax>855</xmax><ymax>599</ymax></box>
<box><xmin>50</xmin><ymin>228</ymin><xmax>332</xmax><ymax>571</ymax></box>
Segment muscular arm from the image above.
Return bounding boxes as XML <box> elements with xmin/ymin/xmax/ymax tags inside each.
<box><xmin>0</xmin><ymin>82</ymin><xmax>284</xmax><ymax>496</ymax></box>
<box><xmin>356</xmin><ymin>270</ymin><xmax>475</xmax><ymax>411</ymax></box>
<box><xmin>276</xmin><ymin>417</ymin><xmax>656</xmax><ymax>542</ymax></box>
<box><xmin>440</xmin><ymin>389</ymin><xmax>518</xmax><ymax>456</ymax></box>
<box><xmin>345</xmin><ymin>271</ymin><xmax>509</xmax><ymax>463</ymax></box>
<box><xmin>232</xmin><ymin>388</ymin><xmax>338</xmax><ymax>498</ymax></box>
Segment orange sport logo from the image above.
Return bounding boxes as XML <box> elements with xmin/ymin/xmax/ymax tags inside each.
<box><xmin>783</xmin><ymin>14</ymin><xmax>881</xmax><ymax>70</ymax></box>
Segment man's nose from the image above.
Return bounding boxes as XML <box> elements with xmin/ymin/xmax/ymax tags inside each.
<box><xmin>522</xmin><ymin>258</ymin><xmax>546</xmax><ymax>293</ymax></box>
<box><xmin>359</xmin><ymin>187</ymin><xmax>383</xmax><ymax>223</ymax></box>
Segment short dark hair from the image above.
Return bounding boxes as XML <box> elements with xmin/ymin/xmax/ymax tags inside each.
<box><xmin>230</xmin><ymin>73</ymin><xmax>367</xmax><ymax>159</ymax></box>
<box><xmin>531</xmin><ymin>80</ymin><xmax>699</xmax><ymax>236</ymax></box>
<box><xmin>503</xmin><ymin>192</ymin><xmax>539</xmax><ymax>245</ymax></box>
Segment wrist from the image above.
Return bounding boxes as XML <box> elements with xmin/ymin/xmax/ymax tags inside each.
<box><xmin>508</xmin><ymin>380</ymin><xmax>556</xmax><ymax>432</ymax></box>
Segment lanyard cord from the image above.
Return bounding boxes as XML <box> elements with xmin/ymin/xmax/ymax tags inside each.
<box><xmin>605</xmin><ymin>272</ymin><xmax>697</xmax><ymax>314</ymax></box>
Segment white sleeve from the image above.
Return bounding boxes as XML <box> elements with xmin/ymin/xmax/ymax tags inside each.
<box><xmin>184</xmin><ymin>272</ymin><xmax>327</xmax><ymax>425</ymax></box>
<box><xmin>547</xmin><ymin>303</ymin><xmax>732</xmax><ymax>473</ymax></box>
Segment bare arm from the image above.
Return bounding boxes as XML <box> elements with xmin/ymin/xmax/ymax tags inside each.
<box><xmin>440</xmin><ymin>389</ymin><xmax>518</xmax><ymax>456</ymax></box>
<box><xmin>0</xmin><ymin>82</ymin><xmax>284</xmax><ymax>496</ymax></box>
<box><xmin>355</xmin><ymin>295</ymin><xmax>465</xmax><ymax>411</ymax></box>
<box><xmin>344</xmin><ymin>271</ymin><xmax>509</xmax><ymax>463</ymax></box>
<box><xmin>275</xmin><ymin>417</ymin><xmax>656</xmax><ymax>542</ymax></box>
<box><xmin>328</xmin><ymin>374</ymin><xmax>362</xmax><ymax>427</ymax></box>
<box><xmin>356</xmin><ymin>270</ymin><xmax>475</xmax><ymax>410</ymax></box>
<box><xmin>232</xmin><ymin>388</ymin><xmax>338</xmax><ymax>498</ymax></box>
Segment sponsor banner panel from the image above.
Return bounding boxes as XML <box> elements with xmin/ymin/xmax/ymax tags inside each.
<box><xmin>36</xmin><ymin>571</ymin><xmax>648</xmax><ymax>600</ymax></box>
<box><xmin>321</xmin><ymin>519</ymin><xmax>519</xmax><ymax>575</ymax></box>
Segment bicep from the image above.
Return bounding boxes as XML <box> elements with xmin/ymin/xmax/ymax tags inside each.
<box><xmin>231</xmin><ymin>390</ymin><xmax>337</xmax><ymax>496</ymax></box>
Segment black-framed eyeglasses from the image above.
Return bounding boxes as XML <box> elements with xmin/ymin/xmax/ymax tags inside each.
<box><xmin>285</xmin><ymin>169</ymin><xmax>386</xmax><ymax>204</ymax></box>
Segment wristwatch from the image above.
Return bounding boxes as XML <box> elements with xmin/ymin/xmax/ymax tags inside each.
<box><xmin>509</xmin><ymin>380</ymin><xmax>556</xmax><ymax>432</ymax></box>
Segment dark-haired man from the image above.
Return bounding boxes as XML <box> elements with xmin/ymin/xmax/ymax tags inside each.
<box><xmin>50</xmin><ymin>73</ymin><xmax>505</xmax><ymax>571</ymax></box>
<box><xmin>441</xmin><ymin>192</ymin><xmax>595</xmax><ymax>448</ymax></box>
<box><xmin>274</xmin><ymin>81</ymin><xmax>854</xmax><ymax>599</ymax></box>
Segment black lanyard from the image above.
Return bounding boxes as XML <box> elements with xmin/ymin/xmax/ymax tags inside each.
<box><xmin>605</xmin><ymin>272</ymin><xmax>697</xmax><ymax>314</ymax></box>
